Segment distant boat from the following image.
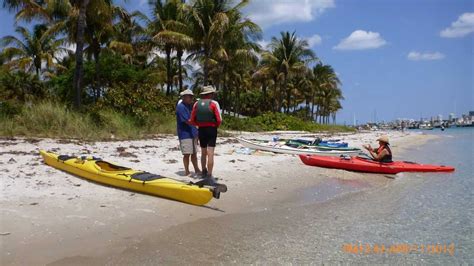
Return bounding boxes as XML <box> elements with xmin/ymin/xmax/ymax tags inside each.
<box><xmin>455</xmin><ymin>121</ymin><xmax>474</xmax><ymax>127</ymax></box>
<box><xmin>419</xmin><ymin>124</ymin><xmax>434</xmax><ymax>130</ymax></box>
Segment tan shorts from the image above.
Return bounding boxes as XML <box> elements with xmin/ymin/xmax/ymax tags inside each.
<box><xmin>179</xmin><ymin>138</ymin><xmax>198</xmax><ymax>155</ymax></box>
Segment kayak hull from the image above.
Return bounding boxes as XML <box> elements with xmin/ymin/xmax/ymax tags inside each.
<box><xmin>299</xmin><ymin>154</ymin><xmax>455</xmax><ymax>174</ymax></box>
<box><xmin>40</xmin><ymin>150</ymin><xmax>213</xmax><ymax>205</ymax></box>
<box><xmin>237</xmin><ymin>138</ymin><xmax>361</xmax><ymax>156</ymax></box>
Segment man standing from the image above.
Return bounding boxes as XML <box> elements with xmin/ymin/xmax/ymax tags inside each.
<box><xmin>176</xmin><ymin>89</ymin><xmax>201</xmax><ymax>176</ymax></box>
<box><xmin>190</xmin><ymin>85</ymin><xmax>222</xmax><ymax>179</ymax></box>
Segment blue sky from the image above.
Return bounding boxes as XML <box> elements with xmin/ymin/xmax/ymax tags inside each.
<box><xmin>1</xmin><ymin>0</ymin><xmax>473</xmax><ymax>124</ymax></box>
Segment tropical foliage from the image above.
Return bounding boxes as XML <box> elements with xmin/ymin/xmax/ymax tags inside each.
<box><xmin>1</xmin><ymin>0</ymin><xmax>344</xmax><ymax>124</ymax></box>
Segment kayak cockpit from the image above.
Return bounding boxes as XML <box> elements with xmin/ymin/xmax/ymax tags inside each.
<box><xmin>95</xmin><ymin>161</ymin><xmax>131</xmax><ymax>172</ymax></box>
<box><xmin>354</xmin><ymin>156</ymin><xmax>395</xmax><ymax>165</ymax></box>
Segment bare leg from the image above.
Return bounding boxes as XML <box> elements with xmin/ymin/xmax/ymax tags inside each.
<box><xmin>207</xmin><ymin>147</ymin><xmax>215</xmax><ymax>176</ymax></box>
<box><xmin>183</xmin><ymin>154</ymin><xmax>190</xmax><ymax>175</ymax></box>
<box><xmin>191</xmin><ymin>153</ymin><xmax>201</xmax><ymax>174</ymax></box>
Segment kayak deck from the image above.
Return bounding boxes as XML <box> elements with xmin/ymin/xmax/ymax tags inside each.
<box><xmin>299</xmin><ymin>154</ymin><xmax>455</xmax><ymax>174</ymax></box>
<box><xmin>237</xmin><ymin>138</ymin><xmax>362</xmax><ymax>156</ymax></box>
<box><xmin>40</xmin><ymin>150</ymin><xmax>219</xmax><ymax>205</ymax></box>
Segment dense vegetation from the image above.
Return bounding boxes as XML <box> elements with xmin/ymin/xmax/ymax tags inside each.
<box><xmin>1</xmin><ymin>0</ymin><xmax>349</xmax><ymax>139</ymax></box>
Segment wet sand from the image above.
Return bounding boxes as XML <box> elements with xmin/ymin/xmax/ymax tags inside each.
<box><xmin>103</xmin><ymin>130</ymin><xmax>471</xmax><ymax>265</ymax></box>
<box><xmin>0</xmin><ymin>131</ymin><xmax>435</xmax><ymax>265</ymax></box>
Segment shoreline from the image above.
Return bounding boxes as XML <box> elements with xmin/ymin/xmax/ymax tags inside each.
<box><xmin>0</xmin><ymin>130</ymin><xmax>437</xmax><ymax>265</ymax></box>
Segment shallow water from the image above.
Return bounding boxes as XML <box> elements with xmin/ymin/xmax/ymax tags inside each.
<box><xmin>97</xmin><ymin>128</ymin><xmax>474</xmax><ymax>264</ymax></box>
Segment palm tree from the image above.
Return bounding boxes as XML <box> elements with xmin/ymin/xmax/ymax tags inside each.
<box><xmin>109</xmin><ymin>10</ymin><xmax>149</xmax><ymax>65</ymax></box>
<box><xmin>291</xmin><ymin>67</ymin><xmax>313</xmax><ymax>118</ymax></box>
<box><xmin>188</xmin><ymin>0</ymin><xmax>251</xmax><ymax>86</ymax></box>
<box><xmin>150</xmin><ymin>0</ymin><xmax>194</xmax><ymax>92</ymax></box>
<box><xmin>252</xmin><ymin>61</ymin><xmax>275</xmax><ymax>112</ymax></box>
<box><xmin>261</xmin><ymin>31</ymin><xmax>316</xmax><ymax>113</ymax></box>
<box><xmin>3</xmin><ymin>0</ymin><xmax>117</xmax><ymax>108</ymax></box>
<box><xmin>1</xmin><ymin>25</ymin><xmax>65</xmax><ymax>76</ymax></box>
<box><xmin>2</xmin><ymin>0</ymin><xmax>51</xmax><ymax>22</ymax></box>
<box><xmin>212</xmin><ymin>4</ymin><xmax>261</xmax><ymax>112</ymax></box>
<box><xmin>69</xmin><ymin>0</ymin><xmax>89</xmax><ymax>108</ymax></box>
<box><xmin>328</xmin><ymin>95</ymin><xmax>343</xmax><ymax>124</ymax></box>
<box><xmin>149</xmin><ymin>0</ymin><xmax>190</xmax><ymax>94</ymax></box>
<box><xmin>311</xmin><ymin>63</ymin><xmax>341</xmax><ymax>123</ymax></box>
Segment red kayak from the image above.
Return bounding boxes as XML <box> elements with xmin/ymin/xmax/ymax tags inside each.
<box><xmin>299</xmin><ymin>155</ymin><xmax>455</xmax><ymax>174</ymax></box>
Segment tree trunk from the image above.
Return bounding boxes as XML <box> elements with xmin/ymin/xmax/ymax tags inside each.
<box><xmin>93</xmin><ymin>39</ymin><xmax>100</xmax><ymax>101</ymax></box>
<box><xmin>262</xmin><ymin>81</ymin><xmax>267</xmax><ymax>112</ymax></box>
<box><xmin>165</xmin><ymin>45</ymin><xmax>172</xmax><ymax>95</ymax></box>
<box><xmin>203</xmin><ymin>48</ymin><xmax>209</xmax><ymax>85</ymax></box>
<box><xmin>284</xmin><ymin>75</ymin><xmax>289</xmax><ymax>113</ymax></box>
<box><xmin>222</xmin><ymin>64</ymin><xmax>227</xmax><ymax>114</ymax></box>
<box><xmin>177</xmin><ymin>48</ymin><xmax>183</xmax><ymax>91</ymax></box>
<box><xmin>235</xmin><ymin>81</ymin><xmax>240</xmax><ymax>117</ymax></box>
<box><xmin>34</xmin><ymin>56</ymin><xmax>41</xmax><ymax>77</ymax></box>
<box><xmin>273</xmin><ymin>79</ymin><xmax>278</xmax><ymax>113</ymax></box>
<box><xmin>73</xmin><ymin>0</ymin><xmax>90</xmax><ymax>109</ymax></box>
<box><xmin>305</xmin><ymin>97</ymin><xmax>311</xmax><ymax>120</ymax></box>
<box><xmin>316</xmin><ymin>105</ymin><xmax>320</xmax><ymax>123</ymax></box>
<box><xmin>278</xmin><ymin>80</ymin><xmax>284</xmax><ymax>113</ymax></box>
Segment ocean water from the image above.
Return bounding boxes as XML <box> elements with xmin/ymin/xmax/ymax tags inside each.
<box><xmin>108</xmin><ymin>128</ymin><xmax>473</xmax><ymax>264</ymax></box>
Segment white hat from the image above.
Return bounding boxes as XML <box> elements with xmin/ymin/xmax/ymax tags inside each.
<box><xmin>179</xmin><ymin>89</ymin><xmax>194</xmax><ymax>96</ymax></box>
<box><xmin>200</xmin><ymin>85</ymin><xmax>216</xmax><ymax>95</ymax></box>
<box><xmin>376</xmin><ymin>135</ymin><xmax>390</xmax><ymax>144</ymax></box>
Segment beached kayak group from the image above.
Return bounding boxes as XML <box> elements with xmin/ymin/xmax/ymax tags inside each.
<box><xmin>39</xmin><ymin>85</ymin><xmax>454</xmax><ymax>206</ymax></box>
<box><xmin>175</xmin><ymin>86</ymin><xmax>453</xmax><ymax>179</ymax></box>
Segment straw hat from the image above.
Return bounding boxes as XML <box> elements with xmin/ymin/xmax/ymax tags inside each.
<box><xmin>377</xmin><ymin>135</ymin><xmax>390</xmax><ymax>144</ymax></box>
<box><xmin>200</xmin><ymin>85</ymin><xmax>216</xmax><ymax>95</ymax></box>
<box><xmin>179</xmin><ymin>89</ymin><xmax>194</xmax><ymax>96</ymax></box>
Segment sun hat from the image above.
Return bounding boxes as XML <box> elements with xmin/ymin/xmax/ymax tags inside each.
<box><xmin>376</xmin><ymin>135</ymin><xmax>390</xmax><ymax>144</ymax></box>
<box><xmin>200</xmin><ymin>85</ymin><xmax>216</xmax><ymax>95</ymax></box>
<box><xmin>179</xmin><ymin>89</ymin><xmax>194</xmax><ymax>96</ymax></box>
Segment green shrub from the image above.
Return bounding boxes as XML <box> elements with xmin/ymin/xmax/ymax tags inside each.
<box><xmin>222</xmin><ymin>112</ymin><xmax>355</xmax><ymax>133</ymax></box>
<box><xmin>0</xmin><ymin>100</ymin><xmax>22</xmax><ymax>117</ymax></box>
<box><xmin>0</xmin><ymin>101</ymin><xmax>176</xmax><ymax>140</ymax></box>
<box><xmin>98</xmin><ymin>82</ymin><xmax>174</xmax><ymax>122</ymax></box>
<box><xmin>0</xmin><ymin>69</ymin><xmax>46</xmax><ymax>102</ymax></box>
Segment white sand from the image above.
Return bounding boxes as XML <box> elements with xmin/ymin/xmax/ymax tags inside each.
<box><xmin>0</xmin><ymin>130</ymin><xmax>435</xmax><ymax>265</ymax></box>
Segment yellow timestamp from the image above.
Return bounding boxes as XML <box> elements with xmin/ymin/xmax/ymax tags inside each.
<box><xmin>342</xmin><ymin>243</ymin><xmax>455</xmax><ymax>256</ymax></box>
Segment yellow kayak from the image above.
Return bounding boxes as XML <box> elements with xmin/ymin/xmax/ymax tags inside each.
<box><xmin>40</xmin><ymin>150</ymin><xmax>224</xmax><ymax>205</ymax></box>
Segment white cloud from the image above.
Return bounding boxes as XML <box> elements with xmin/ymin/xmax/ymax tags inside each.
<box><xmin>407</xmin><ymin>51</ymin><xmax>445</xmax><ymax>61</ymax></box>
<box><xmin>244</xmin><ymin>0</ymin><xmax>335</xmax><ymax>28</ymax></box>
<box><xmin>257</xmin><ymin>39</ymin><xmax>270</xmax><ymax>49</ymax></box>
<box><xmin>183</xmin><ymin>51</ymin><xmax>201</xmax><ymax>71</ymax></box>
<box><xmin>440</xmin><ymin>12</ymin><xmax>474</xmax><ymax>38</ymax></box>
<box><xmin>333</xmin><ymin>30</ymin><xmax>387</xmax><ymax>50</ymax></box>
<box><xmin>54</xmin><ymin>43</ymin><xmax>75</xmax><ymax>63</ymax></box>
<box><xmin>306</xmin><ymin>34</ymin><xmax>322</xmax><ymax>47</ymax></box>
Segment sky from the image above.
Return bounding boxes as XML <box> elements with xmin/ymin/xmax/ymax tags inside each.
<box><xmin>1</xmin><ymin>0</ymin><xmax>473</xmax><ymax>124</ymax></box>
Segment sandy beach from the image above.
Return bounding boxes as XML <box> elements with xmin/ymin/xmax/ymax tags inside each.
<box><xmin>0</xmin><ymin>130</ymin><xmax>436</xmax><ymax>265</ymax></box>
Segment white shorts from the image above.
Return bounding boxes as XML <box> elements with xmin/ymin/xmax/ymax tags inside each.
<box><xmin>179</xmin><ymin>138</ymin><xmax>198</xmax><ymax>155</ymax></box>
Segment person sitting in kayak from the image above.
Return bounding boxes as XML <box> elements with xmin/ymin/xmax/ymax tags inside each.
<box><xmin>363</xmin><ymin>135</ymin><xmax>393</xmax><ymax>162</ymax></box>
